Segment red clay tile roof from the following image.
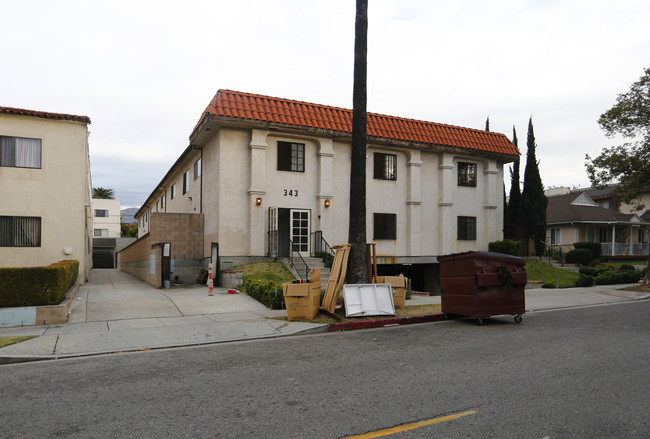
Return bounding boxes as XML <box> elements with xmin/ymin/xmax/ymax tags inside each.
<box><xmin>0</xmin><ymin>106</ymin><xmax>91</xmax><ymax>124</ymax></box>
<box><xmin>192</xmin><ymin>90</ymin><xmax>519</xmax><ymax>156</ymax></box>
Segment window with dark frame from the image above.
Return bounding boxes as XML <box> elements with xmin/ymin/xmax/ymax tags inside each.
<box><xmin>374</xmin><ymin>213</ymin><xmax>397</xmax><ymax>240</ymax></box>
<box><xmin>194</xmin><ymin>157</ymin><xmax>201</xmax><ymax>180</ymax></box>
<box><xmin>277</xmin><ymin>141</ymin><xmax>305</xmax><ymax>172</ymax></box>
<box><xmin>0</xmin><ymin>136</ymin><xmax>42</xmax><ymax>169</ymax></box>
<box><xmin>458</xmin><ymin>162</ymin><xmax>477</xmax><ymax>187</ymax></box>
<box><xmin>183</xmin><ymin>170</ymin><xmax>190</xmax><ymax>194</ymax></box>
<box><xmin>457</xmin><ymin>216</ymin><xmax>476</xmax><ymax>240</ymax></box>
<box><xmin>94</xmin><ymin>209</ymin><xmax>108</xmax><ymax>218</ymax></box>
<box><xmin>374</xmin><ymin>152</ymin><xmax>397</xmax><ymax>180</ymax></box>
<box><xmin>0</xmin><ymin>216</ymin><xmax>41</xmax><ymax>247</ymax></box>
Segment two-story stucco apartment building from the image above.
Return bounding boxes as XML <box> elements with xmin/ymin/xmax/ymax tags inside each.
<box><xmin>122</xmin><ymin>90</ymin><xmax>519</xmax><ymax>292</ymax></box>
<box><xmin>0</xmin><ymin>106</ymin><xmax>93</xmax><ymax>283</ymax></box>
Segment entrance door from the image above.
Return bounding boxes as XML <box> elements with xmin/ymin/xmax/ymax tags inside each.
<box><xmin>290</xmin><ymin>209</ymin><xmax>310</xmax><ymax>255</ymax></box>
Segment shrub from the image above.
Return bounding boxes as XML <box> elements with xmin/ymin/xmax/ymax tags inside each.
<box><xmin>542</xmin><ymin>282</ymin><xmax>556</xmax><ymax>288</ymax></box>
<box><xmin>618</xmin><ymin>264</ymin><xmax>635</xmax><ymax>271</ymax></box>
<box><xmin>595</xmin><ymin>269</ymin><xmax>640</xmax><ymax>285</ymax></box>
<box><xmin>565</xmin><ymin>249</ymin><xmax>593</xmax><ymax>266</ymax></box>
<box><xmin>241</xmin><ymin>279</ymin><xmax>285</xmax><ymax>309</ymax></box>
<box><xmin>0</xmin><ymin>260</ymin><xmax>79</xmax><ymax>307</ymax></box>
<box><xmin>315</xmin><ymin>251</ymin><xmax>334</xmax><ymax>268</ymax></box>
<box><xmin>579</xmin><ymin>266</ymin><xmax>604</xmax><ymax>277</ymax></box>
<box><xmin>573</xmin><ymin>242</ymin><xmax>601</xmax><ymax>260</ymax></box>
<box><xmin>488</xmin><ymin>240</ymin><xmax>521</xmax><ymax>256</ymax></box>
<box><xmin>575</xmin><ymin>274</ymin><xmax>596</xmax><ymax>287</ymax></box>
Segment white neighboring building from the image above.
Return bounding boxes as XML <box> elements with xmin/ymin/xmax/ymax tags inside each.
<box><xmin>127</xmin><ymin>90</ymin><xmax>520</xmax><ymax>293</ymax></box>
<box><xmin>92</xmin><ymin>198</ymin><xmax>121</xmax><ymax>238</ymax></box>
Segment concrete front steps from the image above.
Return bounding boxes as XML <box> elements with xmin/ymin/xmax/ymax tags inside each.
<box><xmin>282</xmin><ymin>257</ymin><xmax>330</xmax><ymax>291</ymax></box>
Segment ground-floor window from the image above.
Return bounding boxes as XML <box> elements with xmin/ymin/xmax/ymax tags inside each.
<box><xmin>0</xmin><ymin>216</ymin><xmax>41</xmax><ymax>247</ymax></box>
<box><xmin>457</xmin><ymin>216</ymin><xmax>476</xmax><ymax>240</ymax></box>
<box><xmin>374</xmin><ymin>213</ymin><xmax>396</xmax><ymax>240</ymax></box>
<box><xmin>549</xmin><ymin>227</ymin><xmax>561</xmax><ymax>245</ymax></box>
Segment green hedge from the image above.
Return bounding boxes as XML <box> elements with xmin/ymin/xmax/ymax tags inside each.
<box><xmin>565</xmin><ymin>249</ymin><xmax>593</xmax><ymax>266</ymax></box>
<box><xmin>595</xmin><ymin>269</ymin><xmax>641</xmax><ymax>285</ymax></box>
<box><xmin>576</xmin><ymin>274</ymin><xmax>596</xmax><ymax>287</ymax></box>
<box><xmin>241</xmin><ymin>279</ymin><xmax>285</xmax><ymax>309</ymax></box>
<box><xmin>488</xmin><ymin>240</ymin><xmax>521</xmax><ymax>256</ymax></box>
<box><xmin>0</xmin><ymin>260</ymin><xmax>79</xmax><ymax>307</ymax></box>
<box><xmin>573</xmin><ymin>242</ymin><xmax>601</xmax><ymax>260</ymax></box>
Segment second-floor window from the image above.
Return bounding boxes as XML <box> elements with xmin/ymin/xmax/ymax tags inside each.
<box><xmin>0</xmin><ymin>136</ymin><xmax>42</xmax><ymax>169</ymax></box>
<box><xmin>374</xmin><ymin>153</ymin><xmax>397</xmax><ymax>180</ymax></box>
<box><xmin>194</xmin><ymin>157</ymin><xmax>201</xmax><ymax>180</ymax></box>
<box><xmin>161</xmin><ymin>194</ymin><xmax>165</xmax><ymax>209</ymax></box>
<box><xmin>171</xmin><ymin>184</ymin><xmax>176</xmax><ymax>199</ymax></box>
<box><xmin>458</xmin><ymin>162</ymin><xmax>477</xmax><ymax>187</ymax></box>
<box><xmin>94</xmin><ymin>209</ymin><xmax>108</xmax><ymax>218</ymax></box>
<box><xmin>277</xmin><ymin>141</ymin><xmax>305</xmax><ymax>172</ymax></box>
<box><xmin>183</xmin><ymin>170</ymin><xmax>190</xmax><ymax>194</ymax></box>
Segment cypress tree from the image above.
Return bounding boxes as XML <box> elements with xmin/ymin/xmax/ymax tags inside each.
<box><xmin>506</xmin><ymin>126</ymin><xmax>522</xmax><ymax>227</ymax></box>
<box><xmin>520</xmin><ymin>117</ymin><xmax>548</xmax><ymax>255</ymax></box>
<box><xmin>485</xmin><ymin>116</ymin><xmax>490</xmax><ymax>132</ymax></box>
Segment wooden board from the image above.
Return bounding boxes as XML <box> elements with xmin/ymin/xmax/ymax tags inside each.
<box><xmin>320</xmin><ymin>243</ymin><xmax>351</xmax><ymax>313</ymax></box>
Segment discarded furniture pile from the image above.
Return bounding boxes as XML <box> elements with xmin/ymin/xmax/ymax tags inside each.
<box><xmin>282</xmin><ymin>243</ymin><xmax>410</xmax><ymax>321</ymax></box>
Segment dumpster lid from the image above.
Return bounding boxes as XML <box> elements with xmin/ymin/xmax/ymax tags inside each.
<box><xmin>438</xmin><ymin>251</ymin><xmax>524</xmax><ymax>263</ymax></box>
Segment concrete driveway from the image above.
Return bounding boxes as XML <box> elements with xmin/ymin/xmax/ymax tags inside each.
<box><xmin>69</xmin><ymin>269</ymin><xmax>279</xmax><ymax>324</ymax></box>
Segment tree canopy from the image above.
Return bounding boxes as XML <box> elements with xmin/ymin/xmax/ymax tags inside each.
<box><xmin>92</xmin><ymin>187</ymin><xmax>115</xmax><ymax>199</ymax></box>
<box><xmin>586</xmin><ymin>66</ymin><xmax>650</xmax><ymax>210</ymax></box>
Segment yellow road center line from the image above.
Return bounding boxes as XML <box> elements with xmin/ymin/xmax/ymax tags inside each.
<box><xmin>344</xmin><ymin>409</ymin><xmax>478</xmax><ymax>439</ymax></box>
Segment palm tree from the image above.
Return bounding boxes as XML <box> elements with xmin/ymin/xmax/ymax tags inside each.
<box><xmin>92</xmin><ymin>187</ymin><xmax>115</xmax><ymax>199</ymax></box>
<box><xmin>347</xmin><ymin>0</ymin><xmax>369</xmax><ymax>283</ymax></box>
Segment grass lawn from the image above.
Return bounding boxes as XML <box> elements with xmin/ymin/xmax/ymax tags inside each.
<box><xmin>0</xmin><ymin>336</ymin><xmax>37</xmax><ymax>348</ymax></box>
<box><xmin>525</xmin><ymin>259</ymin><xmax>579</xmax><ymax>288</ymax></box>
<box><xmin>232</xmin><ymin>262</ymin><xmax>296</xmax><ymax>284</ymax></box>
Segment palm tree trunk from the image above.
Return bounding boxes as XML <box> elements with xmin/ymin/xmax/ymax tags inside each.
<box><xmin>347</xmin><ymin>0</ymin><xmax>369</xmax><ymax>284</ymax></box>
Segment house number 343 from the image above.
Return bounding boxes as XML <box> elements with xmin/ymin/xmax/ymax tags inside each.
<box><xmin>283</xmin><ymin>189</ymin><xmax>299</xmax><ymax>197</ymax></box>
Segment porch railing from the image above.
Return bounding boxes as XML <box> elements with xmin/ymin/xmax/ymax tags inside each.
<box><xmin>542</xmin><ymin>241</ymin><xmax>564</xmax><ymax>262</ymax></box>
<box><xmin>311</xmin><ymin>230</ymin><xmax>335</xmax><ymax>268</ymax></box>
<box><xmin>289</xmin><ymin>238</ymin><xmax>310</xmax><ymax>281</ymax></box>
<box><xmin>601</xmin><ymin>242</ymin><xmax>649</xmax><ymax>257</ymax></box>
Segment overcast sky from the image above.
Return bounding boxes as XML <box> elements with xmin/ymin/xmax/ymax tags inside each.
<box><xmin>2</xmin><ymin>0</ymin><xmax>649</xmax><ymax>207</ymax></box>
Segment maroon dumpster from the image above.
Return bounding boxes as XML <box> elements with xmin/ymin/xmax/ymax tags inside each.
<box><xmin>439</xmin><ymin>251</ymin><xmax>527</xmax><ymax>324</ymax></box>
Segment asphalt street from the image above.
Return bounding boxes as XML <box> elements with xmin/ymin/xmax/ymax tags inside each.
<box><xmin>1</xmin><ymin>300</ymin><xmax>648</xmax><ymax>438</ymax></box>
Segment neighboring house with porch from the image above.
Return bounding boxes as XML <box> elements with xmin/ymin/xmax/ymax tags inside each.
<box><xmin>0</xmin><ymin>106</ymin><xmax>93</xmax><ymax>283</ymax></box>
<box><xmin>546</xmin><ymin>191</ymin><xmax>648</xmax><ymax>258</ymax></box>
<box><xmin>120</xmin><ymin>90</ymin><xmax>519</xmax><ymax>293</ymax></box>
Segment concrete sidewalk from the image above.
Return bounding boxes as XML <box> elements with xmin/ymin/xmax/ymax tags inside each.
<box><xmin>1</xmin><ymin>269</ymin><xmax>648</xmax><ymax>363</ymax></box>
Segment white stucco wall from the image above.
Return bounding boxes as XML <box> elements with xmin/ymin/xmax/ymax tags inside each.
<box><xmin>0</xmin><ymin>113</ymin><xmax>92</xmax><ymax>282</ymax></box>
<box><xmin>92</xmin><ymin>198</ymin><xmax>121</xmax><ymax>237</ymax></box>
<box><xmin>137</xmin><ymin>124</ymin><xmax>508</xmax><ymax>261</ymax></box>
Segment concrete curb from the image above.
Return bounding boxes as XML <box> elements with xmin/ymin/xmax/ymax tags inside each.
<box><xmin>0</xmin><ymin>323</ymin><xmax>329</xmax><ymax>365</ymax></box>
<box><xmin>328</xmin><ymin>313</ymin><xmax>446</xmax><ymax>332</ymax></box>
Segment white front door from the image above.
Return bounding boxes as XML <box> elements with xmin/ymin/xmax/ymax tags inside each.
<box><xmin>290</xmin><ymin>209</ymin><xmax>310</xmax><ymax>255</ymax></box>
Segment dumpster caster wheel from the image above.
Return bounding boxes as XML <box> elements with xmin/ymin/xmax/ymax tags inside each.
<box><xmin>476</xmin><ymin>317</ymin><xmax>484</xmax><ymax>326</ymax></box>
<box><xmin>514</xmin><ymin>315</ymin><xmax>522</xmax><ymax>324</ymax></box>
